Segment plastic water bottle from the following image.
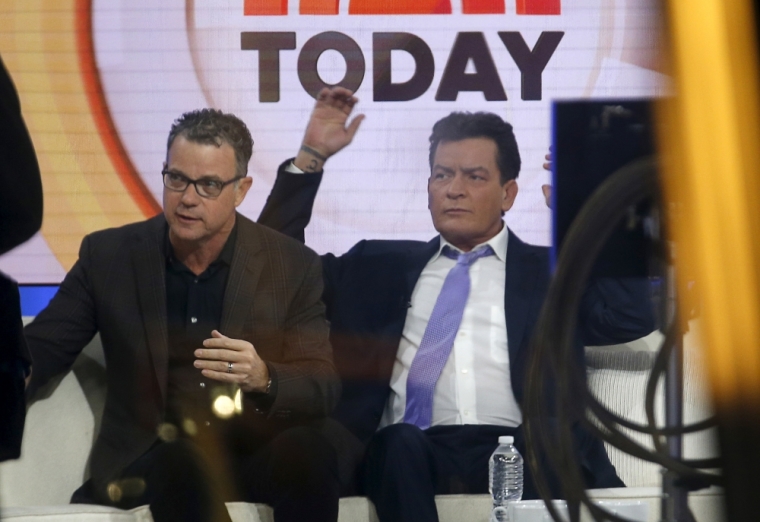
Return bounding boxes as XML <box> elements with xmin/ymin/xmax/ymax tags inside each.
<box><xmin>489</xmin><ymin>435</ymin><xmax>524</xmax><ymax>522</ymax></box>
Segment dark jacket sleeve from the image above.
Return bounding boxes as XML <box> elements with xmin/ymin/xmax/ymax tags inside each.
<box><xmin>578</xmin><ymin>277</ymin><xmax>656</xmax><ymax>346</ymax></box>
<box><xmin>0</xmin><ymin>55</ymin><xmax>42</xmax><ymax>255</ymax></box>
<box><xmin>258</xmin><ymin>159</ymin><xmax>323</xmax><ymax>244</ymax></box>
<box><xmin>262</xmin><ymin>252</ymin><xmax>340</xmax><ymax>419</ymax></box>
<box><xmin>24</xmin><ymin>235</ymin><xmax>98</xmax><ymax>396</ymax></box>
<box><xmin>259</xmin><ymin>159</ymin><xmax>349</xmax><ymax>323</ymax></box>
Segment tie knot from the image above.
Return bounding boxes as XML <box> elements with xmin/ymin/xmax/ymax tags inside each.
<box><xmin>443</xmin><ymin>244</ymin><xmax>494</xmax><ymax>266</ymax></box>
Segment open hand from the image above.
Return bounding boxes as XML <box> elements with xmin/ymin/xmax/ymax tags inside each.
<box><xmin>194</xmin><ymin>330</ymin><xmax>269</xmax><ymax>393</ymax></box>
<box><xmin>295</xmin><ymin>87</ymin><xmax>365</xmax><ymax>172</ymax></box>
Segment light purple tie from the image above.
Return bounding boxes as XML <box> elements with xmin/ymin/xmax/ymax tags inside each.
<box><xmin>404</xmin><ymin>244</ymin><xmax>495</xmax><ymax>430</ymax></box>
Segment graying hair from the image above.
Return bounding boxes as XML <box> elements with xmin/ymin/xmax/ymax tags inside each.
<box><xmin>167</xmin><ymin>109</ymin><xmax>253</xmax><ymax>178</ymax></box>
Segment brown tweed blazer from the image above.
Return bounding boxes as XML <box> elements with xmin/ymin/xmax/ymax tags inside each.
<box><xmin>24</xmin><ymin>213</ymin><xmax>338</xmax><ymax>491</ymax></box>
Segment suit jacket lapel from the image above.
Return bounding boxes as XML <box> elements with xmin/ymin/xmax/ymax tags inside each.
<box><xmin>132</xmin><ymin>216</ymin><xmax>170</xmax><ymax>406</ymax></box>
<box><xmin>504</xmin><ymin>229</ymin><xmax>541</xmax><ymax>363</ymax></box>
<box><xmin>402</xmin><ymin>237</ymin><xmax>440</xmax><ymax>305</ymax></box>
<box><xmin>220</xmin><ymin>215</ymin><xmax>264</xmax><ymax>340</ymax></box>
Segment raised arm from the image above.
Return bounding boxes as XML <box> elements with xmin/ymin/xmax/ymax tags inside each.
<box><xmin>258</xmin><ymin>87</ymin><xmax>364</xmax><ymax>241</ymax></box>
<box><xmin>579</xmin><ymin>277</ymin><xmax>656</xmax><ymax>346</ymax></box>
<box><xmin>544</xmin><ymin>148</ymin><xmax>655</xmax><ymax>344</ymax></box>
<box><xmin>293</xmin><ymin>87</ymin><xmax>365</xmax><ymax>173</ymax></box>
<box><xmin>23</xmin><ymin>235</ymin><xmax>98</xmax><ymax>396</ymax></box>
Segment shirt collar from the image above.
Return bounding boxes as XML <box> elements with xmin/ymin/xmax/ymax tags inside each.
<box><xmin>435</xmin><ymin>222</ymin><xmax>509</xmax><ymax>263</ymax></box>
<box><xmin>216</xmin><ymin>223</ymin><xmax>237</xmax><ymax>266</ymax></box>
<box><xmin>163</xmin><ymin>221</ymin><xmax>238</xmax><ymax>268</ymax></box>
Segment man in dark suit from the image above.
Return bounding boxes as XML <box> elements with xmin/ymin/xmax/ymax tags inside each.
<box><xmin>258</xmin><ymin>88</ymin><xmax>655</xmax><ymax>522</ymax></box>
<box><xmin>24</xmin><ymin>109</ymin><xmax>341</xmax><ymax>522</ymax></box>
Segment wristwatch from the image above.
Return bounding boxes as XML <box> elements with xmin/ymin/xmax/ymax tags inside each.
<box><xmin>264</xmin><ymin>376</ymin><xmax>272</xmax><ymax>395</ymax></box>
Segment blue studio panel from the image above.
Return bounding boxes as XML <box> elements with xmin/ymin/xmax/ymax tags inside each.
<box><xmin>19</xmin><ymin>285</ymin><xmax>59</xmax><ymax>316</ymax></box>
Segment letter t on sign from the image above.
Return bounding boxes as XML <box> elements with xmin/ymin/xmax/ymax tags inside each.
<box><xmin>241</xmin><ymin>32</ymin><xmax>297</xmax><ymax>102</ymax></box>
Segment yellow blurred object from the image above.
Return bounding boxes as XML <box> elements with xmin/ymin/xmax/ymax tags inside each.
<box><xmin>182</xmin><ymin>418</ymin><xmax>199</xmax><ymax>437</ymax></box>
<box><xmin>234</xmin><ymin>387</ymin><xmax>243</xmax><ymax>414</ymax></box>
<box><xmin>661</xmin><ymin>0</ymin><xmax>760</xmax><ymax>410</ymax></box>
<box><xmin>0</xmin><ymin>0</ymin><xmax>159</xmax><ymax>271</ymax></box>
<box><xmin>106</xmin><ymin>478</ymin><xmax>145</xmax><ymax>502</ymax></box>
<box><xmin>106</xmin><ymin>482</ymin><xmax>122</xmax><ymax>503</ymax></box>
<box><xmin>212</xmin><ymin>394</ymin><xmax>236</xmax><ymax>419</ymax></box>
<box><xmin>156</xmin><ymin>422</ymin><xmax>178</xmax><ymax>442</ymax></box>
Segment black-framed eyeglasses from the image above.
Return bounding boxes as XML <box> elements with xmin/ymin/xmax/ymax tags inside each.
<box><xmin>161</xmin><ymin>169</ymin><xmax>242</xmax><ymax>199</ymax></box>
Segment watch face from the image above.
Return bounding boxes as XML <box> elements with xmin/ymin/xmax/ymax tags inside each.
<box><xmin>0</xmin><ymin>1</ymin><xmax>667</xmax><ymax>282</ymax></box>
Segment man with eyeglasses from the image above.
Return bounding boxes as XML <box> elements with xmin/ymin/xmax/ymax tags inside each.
<box><xmin>24</xmin><ymin>109</ymin><xmax>341</xmax><ymax>522</ymax></box>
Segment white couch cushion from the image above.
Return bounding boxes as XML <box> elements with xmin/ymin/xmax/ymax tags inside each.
<box><xmin>0</xmin><ymin>339</ymin><xmax>106</xmax><ymax>506</ymax></box>
<box><xmin>3</xmin><ymin>323</ymin><xmax>724</xmax><ymax>522</ymax></box>
<box><xmin>585</xmin><ymin>486</ymin><xmax>726</xmax><ymax>522</ymax></box>
<box><xmin>586</xmin><ymin>325</ymin><xmax>720</xmax><ymax>487</ymax></box>
<box><xmin>0</xmin><ymin>505</ymin><xmax>151</xmax><ymax>522</ymax></box>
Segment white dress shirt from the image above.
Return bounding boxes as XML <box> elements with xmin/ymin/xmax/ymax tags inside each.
<box><xmin>380</xmin><ymin>224</ymin><xmax>523</xmax><ymax>429</ymax></box>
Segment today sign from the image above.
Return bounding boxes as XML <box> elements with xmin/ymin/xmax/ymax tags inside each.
<box><xmin>93</xmin><ymin>0</ymin><xmax>665</xmax><ymax>254</ymax></box>
<box><xmin>241</xmin><ymin>31</ymin><xmax>564</xmax><ymax>102</ymax></box>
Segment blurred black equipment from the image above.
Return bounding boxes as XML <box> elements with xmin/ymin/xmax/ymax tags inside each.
<box><xmin>524</xmin><ymin>99</ymin><xmax>719</xmax><ymax>522</ymax></box>
<box><xmin>552</xmin><ymin>100</ymin><xmax>655</xmax><ymax>278</ymax></box>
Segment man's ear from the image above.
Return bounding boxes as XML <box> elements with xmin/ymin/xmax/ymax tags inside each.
<box><xmin>234</xmin><ymin>176</ymin><xmax>253</xmax><ymax>207</ymax></box>
<box><xmin>501</xmin><ymin>179</ymin><xmax>518</xmax><ymax>213</ymax></box>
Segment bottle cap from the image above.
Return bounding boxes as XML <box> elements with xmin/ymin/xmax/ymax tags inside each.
<box><xmin>498</xmin><ymin>435</ymin><xmax>514</xmax><ymax>444</ymax></box>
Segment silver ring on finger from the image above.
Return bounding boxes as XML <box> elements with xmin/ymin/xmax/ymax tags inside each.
<box><xmin>227</xmin><ymin>362</ymin><xmax>234</xmax><ymax>374</ymax></box>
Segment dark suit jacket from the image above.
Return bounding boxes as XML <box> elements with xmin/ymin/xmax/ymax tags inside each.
<box><xmin>25</xmin><ymin>213</ymin><xmax>339</xmax><ymax>492</ymax></box>
<box><xmin>259</xmin><ymin>163</ymin><xmax>654</xmax><ymax>447</ymax></box>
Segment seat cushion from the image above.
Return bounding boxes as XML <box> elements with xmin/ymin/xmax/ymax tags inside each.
<box><xmin>0</xmin><ymin>505</ymin><xmax>151</xmax><ymax>522</ymax></box>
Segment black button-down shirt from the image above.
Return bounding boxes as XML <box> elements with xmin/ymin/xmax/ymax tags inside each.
<box><xmin>164</xmin><ymin>224</ymin><xmax>236</xmax><ymax>430</ymax></box>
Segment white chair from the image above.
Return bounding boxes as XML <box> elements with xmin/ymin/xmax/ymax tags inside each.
<box><xmin>0</xmin><ymin>325</ymin><xmax>725</xmax><ymax>521</ymax></box>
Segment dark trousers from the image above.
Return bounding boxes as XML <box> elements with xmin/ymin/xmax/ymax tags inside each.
<box><xmin>361</xmin><ymin>423</ymin><xmax>623</xmax><ymax>522</ymax></box>
<box><xmin>73</xmin><ymin>426</ymin><xmax>340</xmax><ymax>522</ymax></box>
